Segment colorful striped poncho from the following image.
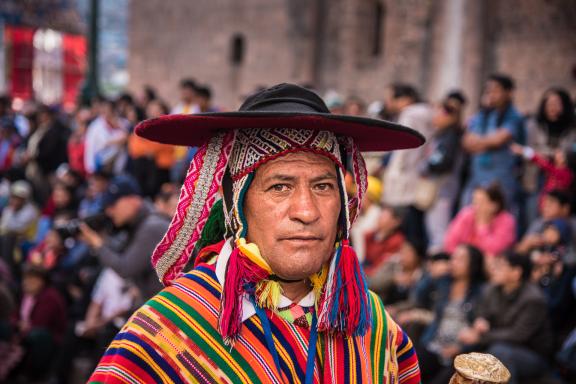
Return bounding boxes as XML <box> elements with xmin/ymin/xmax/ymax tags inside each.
<box><xmin>89</xmin><ymin>261</ymin><xmax>420</xmax><ymax>383</ymax></box>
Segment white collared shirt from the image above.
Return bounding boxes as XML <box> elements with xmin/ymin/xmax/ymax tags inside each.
<box><xmin>215</xmin><ymin>239</ymin><xmax>316</xmax><ymax>322</ymax></box>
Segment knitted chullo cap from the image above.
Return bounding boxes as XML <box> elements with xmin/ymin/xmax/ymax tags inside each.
<box><xmin>135</xmin><ymin>83</ymin><xmax>424</xmax><ymax>344</ymax></box>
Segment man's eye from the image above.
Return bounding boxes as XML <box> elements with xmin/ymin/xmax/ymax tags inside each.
<box><xmin>315</xmin><ymin>183</ymin><xmax>334</xmax><ymax>191</ymax></box>
<box><xmin>270</xmin><ymin>184</ymin><xmax>289</xmax><ymax>192</ymax></box>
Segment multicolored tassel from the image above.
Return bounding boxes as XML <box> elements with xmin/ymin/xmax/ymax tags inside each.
<box><xmin>317</xmin><ymin>240</ymin><xmax>371</xmax><ymax>337</ymax></box>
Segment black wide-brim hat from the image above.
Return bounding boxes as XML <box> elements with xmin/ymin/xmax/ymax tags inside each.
<box><xmin>135</xmin><ymin>83</ymin><xmax>425</xmax><ymax>151</ymax></box>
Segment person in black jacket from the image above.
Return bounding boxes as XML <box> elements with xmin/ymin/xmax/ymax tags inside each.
<box><xmin>23</xmin><ymin>105</ymin><xmax>70</xmax><ymax>203</ymax></box>
<box><xmin>458</xmin><ymin>253</ymin><xmax>553</xmax><ymax>384</ymax></box>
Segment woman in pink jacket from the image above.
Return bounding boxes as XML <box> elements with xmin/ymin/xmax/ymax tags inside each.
<box><xmin>444</xmin><ymin>184</ymin><xmax>516</xmax><ymax>257</ymax></box>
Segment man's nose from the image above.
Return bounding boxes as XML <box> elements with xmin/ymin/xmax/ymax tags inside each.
<box><xmin>288</xmin><ymin>186</ymin><xmax>321</xmax><ymax>225</ymax></box>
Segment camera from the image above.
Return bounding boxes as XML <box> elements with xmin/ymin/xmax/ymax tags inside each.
<box><xmin>55</xmin><ymin>213</ymin><xmax>111</xmax><ymax>239</ymax></box>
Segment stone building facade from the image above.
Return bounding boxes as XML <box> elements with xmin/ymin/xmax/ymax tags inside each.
<box><xmin>128</xmin><ymin>0</ymin><xmax>576</xmax><ymax>115</ymax></box>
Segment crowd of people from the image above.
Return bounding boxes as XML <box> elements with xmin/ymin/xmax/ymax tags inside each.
<box><xmin>0</xmin><ymin>74</ymin><xmax>574</xmax><ymax>383</ymax></box>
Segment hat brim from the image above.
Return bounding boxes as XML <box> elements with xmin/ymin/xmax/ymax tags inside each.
<box><xmin>135</xmin><ymin>112</ymin><xmax>425</xmax><ymax>152</ymax></box>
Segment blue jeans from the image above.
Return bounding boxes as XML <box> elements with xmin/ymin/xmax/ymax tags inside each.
<box><xmin>487</xmin><ymin>342</ymin><xmax>548</xmax><ymax>384</ymax></box>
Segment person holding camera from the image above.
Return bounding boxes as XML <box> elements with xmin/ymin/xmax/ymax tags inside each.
<box><xmin>79</xmin><ymin>175</ymin><xmax>168</xmax><ymax>305</ymax></box>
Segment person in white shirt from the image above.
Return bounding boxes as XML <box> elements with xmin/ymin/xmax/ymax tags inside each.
<box><xmin>84</xmin><ymin>99</ymin><xmax>129</xmax><ymax>175</ymax></box>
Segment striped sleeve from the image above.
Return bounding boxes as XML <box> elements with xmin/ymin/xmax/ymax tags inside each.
<box><xmin>394</xmin><ymin>327</ymin><xmax>421</xmax><ymax>384</ymax></box>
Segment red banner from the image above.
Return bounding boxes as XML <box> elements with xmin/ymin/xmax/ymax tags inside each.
<box><xmin>5</xmin><ymin>25</ymin><xmax>34</xmax><ymax>100</ymax></box>
<box><xmin>4</xmin><ymin>25</ymin><xmax>86</xmax><ymax>106</ymax></box>
<box><xmin>63</xmin><ymin>34</ymin><xmax>87</xmax><ymax>106</ymax></box>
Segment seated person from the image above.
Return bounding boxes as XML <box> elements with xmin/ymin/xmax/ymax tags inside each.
<box><xmin>458</xmin><ymin>253</ymin><xmax>552</xmax><ymax>384</ymax></box>
<box><xmin>350</xmin><ymin>175</ymin><xmax>383</xmax><ymax>263</ymax></box>
<box><xmin>13</xmin><ymin>265</ymin><xmax>67</xmax><ymax>381</ymax></box>
<box><xmin>517</xmin><ymin>190</ymin><xmax>575</xmax><ymax>264</ymax></box>
<box><xmin>363</xmin><ymin>204</ymin><xmax>406</xmax><ymax>276</ymax></box>
<box><xmin>416</xmin><ymin>244</ymin><xmax>486</xmax><ymax>384</ymax></box>
<box><xmin>76</xmin><ymin>267</ymin><xmax>135</xmax><ymax>366</ymax></box>
<box><xmin>530</xmin><ymin>219</ymin><xmax>576</xmax><ymax>346</ymax></box>
<box><xmin>78</xmin><ymin>171</ymin><xmax>111</xmax><ymax>219</ymax></box>
<box><xmin>369</xmin><ymin>238</ymin><xmax>424</xmax><ymax>306</ymax></box>
<box><xmin>27</xmin><ymin>229</ymin><xmax>66</xmax><ymax>271</ymax></box>
<box><xmin>0</xmin><ymin>181</ymin><xmax>39</xmax><ymax>277</ymax></box>
<box><xmin>444</xmin><ymin>184</ymin><xmax>516</xmax><ymax>258</ymax></box>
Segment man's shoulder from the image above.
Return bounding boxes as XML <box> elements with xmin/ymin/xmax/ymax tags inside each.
<box><xmin>120</xmin><ymin>263</ymin><xmax>220</xmax><ymax>330</ymax></box>
<box><xmin>140</xmin><ymin>208</ymin><xmax>170</xmax><ymax>231</ymax></box>
<box><xmin>519</xmin><ymin>282</ymin><xmax>547</xmax><ymax>304</ymax></box>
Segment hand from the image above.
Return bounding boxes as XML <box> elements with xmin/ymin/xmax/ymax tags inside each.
<box><xmin>441</xmin><ymin>345</ymin><xmax>461</xmax><ymax>360</ymax></box>
<box><xmin>458</xmin><ymin>327</ymin><xmax>480</xmax><ymax>345</ymax></box>
<box><xmin>473</xmin><ymin>318</ymin><xmax>490</xmax><ymax>333</ymax></box>
<box><xmin>463</xmin><ymin>134</ymin><xmax>485</xmax><ymax>154</ymax></box>
<box><xmin>396</xmin><ymin>310</ymin><xmax>415</xmax><ymax>325</ymax></box>
<box><xmin>509</xmin><ymin>143</ymin><xmax>525</xmax><ymax>156</ymax></box>
<box><xmin>79</xmin><ymin>223</ymin><xmax>104</xmax><ymax>249</ymax></box>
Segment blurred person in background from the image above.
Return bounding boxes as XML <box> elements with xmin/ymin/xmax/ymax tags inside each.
<box><xmin>78</xmin><ymin>171</ymin><xmax>111</xmax><ymax>219</ymax></box>
<box><xmin>128</xmin><ymin>99</ymin><xmax>174</xmax><ymax>197</ymax></box>
<box><xmin>0</xmin><ymin>117</ymin><xmax>22</xmax><ymax>175</ymax></box>
<box><xmin>171</xmin><ymin>79</ymin><xmax>200</xmax><ymax>183</ymax></box>
<box><xmin>116</xmin><ymin>93</ymin><xmax>138</xmax><ymax>121</ymax></box>
<box><xmin>417</xmin><ymin>244</ymin><xmax>486</xmax><ymax>384</ymax></box>
<box><xmin>529</xmin><ymin>219</ymin><xmax>576</xmax><ymax>347</ymax></box>
<box><xmin>364</xmin><ymin>204</ymin><xmax>406</xmax><ymax>283</ymax></box>
<box><xmin>511</xmin><ymin>141</ymin><xmax>573</xmax><ymax>209</ymax></box>
<box><xmin>79</xmin><ymin>176</ymin><xmax>168</xmax><ymax>305</ymax></box>
<box><xmin>67</xmin><ymin>107</ymin><xmax>92</xmax><ymax>178</ymax></box>
<box><xmin>0</xmin><ymin>95</ymin><xmax>29</xmax><ymax>138</ymax></box>
<box><xmin>350</xmin><ymin>175</ymin><xmax>382</xmax><ymax>262</ymax></box>
<box><xmin>444</xmin><ymin>184</ymin><xmax>516</xmax><ymax>258</ymax></box>
<box><xmin>74</xmin><ymin>267</ymin><xmax>135</xmax><ymax>370</ymax></box>
<box><xmin>84</xmin><ymin>99</ymin><xmax>129</xmax><ymax>175</ymax></box>
<box><xmin>526</xmin><ymin>87</ymin><xmax>576</xmax><ymax>158</ymax></box>
<box><xmin>0</xmin><ymin>181</ymin><xmax>39</xmax><ymax>279</ymax></box>
<box><xmin>383</xmin><ymin>84</ymin><xmax>434</xmax><ymax>247</ymax></box>
<box><xmin>516</xmin><ymin>190</ymin><xmax>575</xmax><ymax>262</ymax></box>
<box><xmin>381</xmin><ymin>239</ymin><xmax>425</xmax><ymax>306</ymax></box>
<box><xmin>12</xmin><ymin>265</ymin><xmax>67</xmax><ymax>382</ymax></box>
<box><xmin>462</xmin><ymin>74</ymin><xmax>525</xmax><ymax>210</ymax></box>
<box><xmin>523</xmin><ymin>88</ymin><xmax>576</xmax><ymax>223</ymax></box>
<box><xmin>23</xmin><ymin>105</ymin><xmax>70</xmax><ymax>203</ymax></box>
<box><xmin>420</xmin><ymin>93</ymin><xmax>466</xmax><ymax>253</ymax></box>
<box><xmin>343</xmin><ymin>96</ymin><xmax>366</xmax><ymax>116</ymax></box>
<box><xmin>195</xmin><ymin>85</ymin><xmax>219</xmax><ymax>113</ymax></box>
<box><xmin>458</xmin><ymin>253</ymin><xmax>552</xmax><ymax>384</ymax></box>
<box><xmin>139</xmin><ymin>85</ymin><xmax>158</xmax><ymax>109</ymax></box>
<box><xmin>154</xmin><ymin>184</ymin><xmax>180</xmax><ymax>220</ymax></box>
<box><xmin>171</xmin><ymin>78</ymin><xmax>199</xmax><ymax>115</ymax></box>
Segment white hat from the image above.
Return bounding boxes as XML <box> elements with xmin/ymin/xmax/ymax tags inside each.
<box><xmin>10</xmin><ymin>180</ymin><xmax>32</xmax><ymax>200</ymax></box>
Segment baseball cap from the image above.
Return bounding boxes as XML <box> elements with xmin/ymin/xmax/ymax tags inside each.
<box><xmin>101</xmin><ymin>175</ymin><xmax>142</xmax><ymax>208</ymax></box>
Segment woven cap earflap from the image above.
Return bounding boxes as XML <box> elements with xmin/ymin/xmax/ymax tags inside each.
<box><xmin>152</xmin><ymin>131</ymin><xmax>236</xmax><ymax>286</ymax></box>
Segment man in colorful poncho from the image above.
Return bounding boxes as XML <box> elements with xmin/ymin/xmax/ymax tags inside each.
<box><xmin>89</xmin><ymin>84</ymin><xmax>423</xmax><ymax>383</ymax></box>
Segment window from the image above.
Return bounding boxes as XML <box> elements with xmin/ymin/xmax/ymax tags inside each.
<box><xmin>372</xmin><ymin>2</ymin><xmax>385</xmax><ymax>57</ymax></box>
<box><xmin>230</xmin><ymin>33</ymin><xmax>245</xmax><ymax>66</ymax></box>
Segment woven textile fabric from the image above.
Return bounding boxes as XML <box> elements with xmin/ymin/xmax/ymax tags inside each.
<box><xmin>89</xmin><ymin>262</ymin><xmax>420</xmax><ymax>384</ymax></box>
<box><xmin>228</xmin><ymin>128</ymin><xmax>343</xmax><ymax>181</ymax></box>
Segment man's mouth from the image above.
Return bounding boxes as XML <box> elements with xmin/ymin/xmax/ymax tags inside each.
<box><xmin>281</xmin><ymin>236</ymin><xmax>322</xmax><ymax>242</ymax></box>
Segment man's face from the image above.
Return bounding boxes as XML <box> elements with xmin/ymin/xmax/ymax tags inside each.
<box><xmin>541</xmin><ymin>195</ymin><xmax>564</xmax><ymax>219</ymax></box>
<box><xmin>490</xmin><ymin>257</ymin><xmax>519</xmax><ymax>286</ymax></box>
<box><xmin>244</xmin><ymin>152</ymin><xmax>341</xmax><ymax>280</ymax></box>
<box><xmin>180</xmin><ymin>87</ymin><xmax>196</xmax><ymax>104</ymax></box>
<box><xmin>482</xmin><ymin>80</ymin><xmax>511</xmax><ymax>109</ymax></box>
<box><xmin>105</xmin><ymin>196</ymin><xmax>141</xmax><ymax>227</ymax></box>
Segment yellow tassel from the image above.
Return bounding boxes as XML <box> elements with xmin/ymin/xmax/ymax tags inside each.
<box><xmin>310</xmin><ymin>264</ymin><xmax>329</xmax><ymax>304</ymax></box>
<box><xmin>256</xmin><ymin>280</ymin><xmax>282</xmax><ymax>309</ymax></box>
<box><xmin>236</xmin><ymin>238</ymin><xmax>272</xmax><ymax>273</ymax></box>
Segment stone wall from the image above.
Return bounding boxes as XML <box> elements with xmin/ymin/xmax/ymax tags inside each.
<box><xmin>128</xmin><ymin>0</ymin><xmax>576</xmax><ymax>115</ymax></box>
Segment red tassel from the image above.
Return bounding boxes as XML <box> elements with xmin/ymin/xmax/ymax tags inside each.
<box><xmin>218</xmin><ymin>246</ymin><xmax>270</xmax><ymax>344</ymax></box>
<box><xmin>336</xmin><ymin>240</ymin><xmax>371</xmax><ymax>336</ymax></box>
